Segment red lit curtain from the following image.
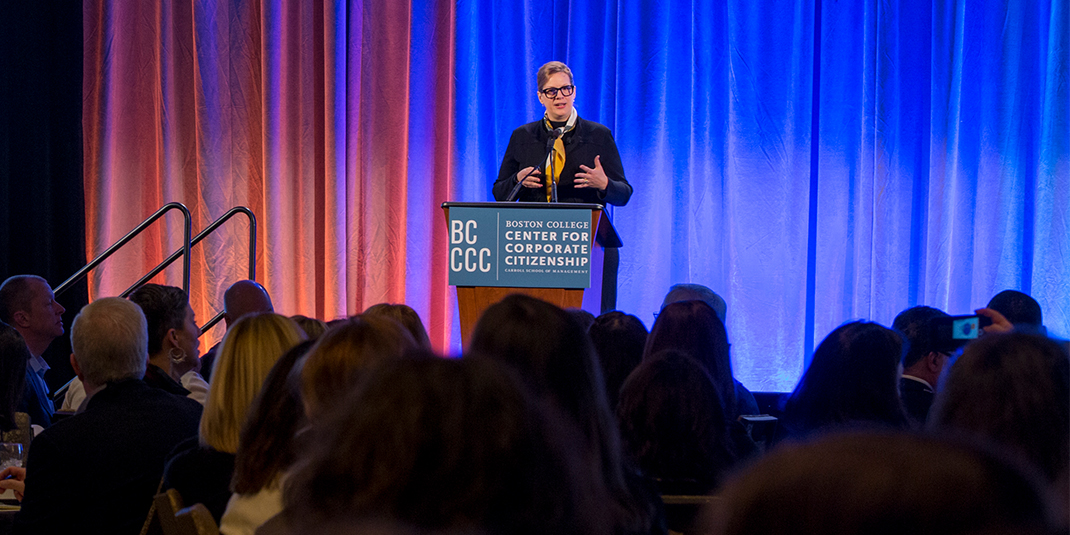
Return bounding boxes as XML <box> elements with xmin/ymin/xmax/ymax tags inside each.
<box><xmin>83</xmin><ymin>0</ymin><xmax>456</xmax><ymax>348</ymax></box>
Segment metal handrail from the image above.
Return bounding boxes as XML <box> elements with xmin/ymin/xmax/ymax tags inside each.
<box><xmin>122</xmin><ymin>206</ymin><xmax>257</xmax><ymax>298</ymax></box>
<box><xmin>54</xmin><ymin>202</ymin><xmax>192</xmax><ymax>297</ymax></box>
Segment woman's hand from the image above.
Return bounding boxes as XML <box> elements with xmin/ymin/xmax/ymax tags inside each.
<box><xmin>576</xmin><ymin>155</ymin><xmax>609</xmax><ymax>191</ymax></box>
<box><xmin>975</xmin><ymin>308</ymin><xmax>1014</xmax><ymax>335</ymax></box>
<box><xmin>0</xmin><ymin>466</ymin><xmax>27</xmax><ymax>501</ymax></box>
<box><xmin>517</xmin><ymin>167</ymin><xmax>544</xmax><ymax>188</ymax></box>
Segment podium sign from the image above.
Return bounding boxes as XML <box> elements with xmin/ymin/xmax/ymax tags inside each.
<box><xmin>447</xmin><ymin>206</ymin><xmax>593</xmax><ymax>289</ymax></box>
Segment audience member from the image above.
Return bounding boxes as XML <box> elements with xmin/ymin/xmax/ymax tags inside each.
<box><xmin>200</xmin><ymin>280</ymin><xmax>274</xmax><ymax>382</ymax></box>
<box><xmin>300</xmin><ymin>314</ymin><xmax>417</xmax><ymax>421</ymax></box>
<box><xmin>1</xmin><ymin>297</ymin><xmax>202</xmax><ymax>533</ymax></box>
<box><xmin>661</xmin><ymin>283</ymin><xmax>727</xmax><ymax>323</ymax></box>
<box><xmin>588</xmin><ymin>311</ymin><xmax>648</xmax><ymax>409</ymax></box>
<box><xmin>289</xmin><ymin>314</ymin><xmax>327</xmax><ymax>340</ymax></box>
<box><xmin>618</xmin><ymin>351</ymin><xmax>754</xmax><ymax>493</ymax></box>
<box><xmin>220</xmin><ymin>339</ymin><xmax>314</xmax><ymax>535</ymax></box>
<box><xmin>62</xmin><ymin>284</ymin><xmax>209</xmax><ymax>410</ymax></box>
<box><xmin>930</xmin><ymin>332</ymin><xmax>1070</xmax><ymax>519</ymax></box>
<box><xmin>892</xmin><ymin>306</ymin><xmax>954</xmax><ymax>426</ymax></box>
<box><xmin>469</xmin><ymin>294</ymin><xmax>665</xmax><ymax>535</ymax></box>
<box><xmin>987</xmin><ymin>290</ymin><xmax>1045</xmax><ymax>334</ymax></box>
<box><xmin>362</xmin><ymin>303</ymin><xmax>432</xmax><ymax>349</ymax></box>
<box><xmin>163</xmin><ymin>312</ymin><xmax>304</xmax><ymax>523</ymax></box>
<box><xmin>781</xmin><ymin>321</ymin><xmax>908</xmax><ymax>438</ymax></box>
<box><xmin>0</xmin><ymin>322</ymin><xmax>31</xmax><ymax>449</ymax></box>
<box><xmin>279</xmin><ymin>354</ymin><xmax>608</xmax><ymax>535</ymax></box>
<box><xmin>645</xmin><ymin>300</ymin><xmax>759</xmax><ymax>418</ymax></box>
<box><xmin>708</xmin><ymin>431</ymin><xmax>1059</xmax><ymax>535</ymax></box>
<box><xmin>567</xmin><ymin>307</ymin><xmax>597</xmax><ymax>332</ymax></box>
<box><xmin>0</xmin><ymin>275</ymin><xmax>65</xmax><ymax>427</ymax></box>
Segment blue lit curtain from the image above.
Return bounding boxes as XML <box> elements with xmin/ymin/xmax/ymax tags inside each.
<box><xmin>455</xmin><ymin>0</ymin><xmax>1068</xmax><ymax>391</ymax></box>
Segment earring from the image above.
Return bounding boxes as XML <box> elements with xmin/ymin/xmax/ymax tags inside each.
<box><xmin>169</xmin><ymin>348</ymin><xmax>186</xmax><ymax>364</ymax></box>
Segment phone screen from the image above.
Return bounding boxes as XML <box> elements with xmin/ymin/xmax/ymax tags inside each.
<box><xmin>951</xmin><ymin>316</ymin><xmax>981</xmax><ymax>340</ymax></box>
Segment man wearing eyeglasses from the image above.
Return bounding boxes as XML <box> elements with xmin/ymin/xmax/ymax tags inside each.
<box><xmin>493</xmin><ymin>61</ymin><xmax>632</xmax><ymax>207</ymax></box>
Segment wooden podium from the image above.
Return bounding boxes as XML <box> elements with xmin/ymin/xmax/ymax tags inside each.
<box><xmin>442</xmin><ymin>202</ymin><xmax>621</xmax><ymax>347</ymax></box>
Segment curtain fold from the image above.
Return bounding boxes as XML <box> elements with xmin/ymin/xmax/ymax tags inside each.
<box><xmin>85</xmin><ymin>0</ymin><xmax>1067</xmax><ymax>388</ymax></box>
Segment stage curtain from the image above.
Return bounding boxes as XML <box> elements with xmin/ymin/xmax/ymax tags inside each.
<box><xmin>456</xmin><ymin>0</ymin><xmax>1068</xmax><ymax>391</ymax></box>
<box><xmin>83</xmin><ymin>0</ymin><xmax>456</xmax><ymax>349</ymax></box>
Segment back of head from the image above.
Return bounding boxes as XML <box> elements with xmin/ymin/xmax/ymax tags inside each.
<box><xmin>128</xmin><ymin>283</ymin><xmax>189</xmax><ymax>356</ymax></box>
<box><xmin>617</xmin><ymin>350</ymin><xmax>737</xmax><ymax>492</ymax></box>
<box><xmin>0</xmin><ymin>321</ymin><xmax>30</xmax><ymax>430</ymax></box>
<box><xmin>70</xmin><ymin>297</ymin><xmax>149</xmax><ymax>385</ymax></box>
<box><xmin>284</xmin><ymin>354</ymin><xmax>604</xmax><ymax>535</ymax></box>
<box><xmin>468</xmin><ymin>295</ymin><xmax>655</xmax><ymax>534</ymax></box>
<box><xmin>784</xmin><ymin>321</ymin><xmax>907</xmax><ymax>435</ymax></box>
<box><xmin>300</xmin><ymin>314</ymin><xmax>417</xmax><ymax>420</ymax></box>
<box><xmin>711</xmin><ymin>431</ymin><xmax>1057</xmax><ymax>535</ymax></box>
<box><xmin>232</xmin><ymin>339</ymin><xmax>315</xmax><ymax>494</ymax></box>
<box><xmin>930</xmin><ymin>333</ymin><xmax>1070</xmax><ymax>484</ymax></box>
<box><xmin>469</xmin><ymin>294</ymin><xmax>609</xmax><ymax>446</ymax></box>
<box><xmin>0</xmin><ymin>275</ymin><xmax>47</xmax><ymax>324</ymax></box>
<box><xmin>645</xmin><ymin>300</ymin><xmax>736</xmax><ymax>416</ymax></box>
<box><xmin>201</xmin><ymin>312</ymin><xmax>305</xmax><ymax>453</ymax></box>
<box><xmin>362</xmin><ymin>303</ymin><xmax>432</xmax><ymax>349</ymax></box>
<box><xmin>589</xmin><ymin>311</ymin><xmax>648</xmax><ymax>408</ymax></box>
<box><xmin>223</xmin><ymin>280</ymin><xmax>274</xmax><ymax>325</ymax></box>
<box><xmin>987</xmin><ymin>290</ymin><xmax>1044</xmax><ymax>331</ymax></box>
<box><xmin>289</xmin><ymin>315</ymin><xmax>328</xmax><ymax>340</ymax></box>
<box><xmin>661</xmin><ymin>283</ymin><xmax>727</xmax><ymax>323</ymax></box>
<box><xmin>893</xmin><ymin>305</ymin><xmax>952</xmax><ymax>368</ymax></box>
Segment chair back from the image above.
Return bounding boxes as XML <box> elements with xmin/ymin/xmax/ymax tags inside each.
<box><xmin>176</xmin><ymin>503</ymin><xmax>220</xmax><ymax>535</ymax></box>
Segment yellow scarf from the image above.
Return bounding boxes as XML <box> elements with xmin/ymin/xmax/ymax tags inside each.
<box><xmin>542</xmin><ymin>109</ymin><xmax>577</xmax><ymax>201</ymax></box>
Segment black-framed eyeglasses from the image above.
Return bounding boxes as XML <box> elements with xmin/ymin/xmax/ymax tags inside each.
<box><xmin>540</xmin><ymin>85</ymin><xmax>575</xmax><ymax>99</ymax></box>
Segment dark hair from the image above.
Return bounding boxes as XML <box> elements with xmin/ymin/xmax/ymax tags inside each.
<box><xmin>289</xmin><ymin>315</ymin><xmax>328</xmax><ymax>340</ymax></box>
<box><xmin>468</xmin><ymin>294</ymin><xmax>657</xmax><ymax>535</ymax></box>
<box><xmin>283</xmin><ymin>354</ymin><xmax>606</xmax><ymax>535</ymax></box>
<box><xmin>930</xmin><ymin>333</ymin><xmax>1070</xmax><ymax>484</ymax></box>
<box><xmin>128</xmin><ymin>283</ymin><xmax>189</xmax><ymax>356</ymax></box>
<box><xmin>0</xmin><ymin>322</ymin><xmax>29</xmax><ymax>431</ymax></box>
<box><xmin>617</xmin><ymin>350</ymin><xmax>742</xmax><ymax>493</ymax></box>
<box><xmin>361</xmin><ymin>303</ymin><xmax>432</xmax><ymax>349</ymax></box>
<box><xmin>301</xmin><ymin>315</ymin><xmax>417</xmax><ymax>419</ymax></box>
<box><xmin>893</xmin><ymin>305</ymin><xmax>951</xmax><ymax>368</ymax></box>
<box><xmin>644</xmin><ymin>300</ymin><xmax>737</xmax><ymax>417</ymax></box>
<box><xmin>987</xmin><ymin>290</ymin><xmax>1043</xmax><ymax>329</ymax></box>
<box><xmin>711</xmin><ymin>431</ymin><xmax>1057</xmax><ymax>535</ymax></box>
<box><xmin>232</xmin><ymin>339</ymin><xmax>315</xmax><ymax>494</ymax></box>
<box><xmin>566</xmin><ymin>308</ymin><xmax>596</xmax><ymax>332</ymax></box>
<box><xmin>589</xmin><ymin>311</ymin><xmax>648</xmax><ymax>409</ymax></box>
<box><xmin>782</xmin><ymin>321</ymin><xmax>908</xmax><ymax>436</ymax></box>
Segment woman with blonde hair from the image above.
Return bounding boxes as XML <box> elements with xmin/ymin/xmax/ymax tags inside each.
<box><xmin>163</xmin><ymin>313</ymin><xmax>305</xmax><ymax>523</ymax></box>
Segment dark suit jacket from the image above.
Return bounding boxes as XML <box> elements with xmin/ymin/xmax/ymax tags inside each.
<box><xmin>13</xmin><ymin>378</ymin><xmax>202</xmax><ymax>534</ymax></box>
<box><xmin>899</xmin><ymin>376</ymin><xmax>934</xmax><ymax>426</ymax></box>
<box><xmin>493</xmin><ymin>117</ymin><xmax>632</xmax><ymax>206</ymax></box>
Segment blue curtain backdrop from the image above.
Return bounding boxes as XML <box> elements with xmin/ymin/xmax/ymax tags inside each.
<box><xmin>454</xmin><ymin>0</ymin><xmax>1068</xmax><ymax>392</ymax></box>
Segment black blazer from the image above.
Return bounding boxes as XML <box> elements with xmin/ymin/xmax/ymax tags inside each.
<box><xmin>494</xmin><ymin>117</ymin><xmax>632</xmax><ymax>206</ymax></box>
<box><xmin>899</xmin><ymin>376</ymin><xmax>935</xmax><ymax>426</ymax></box>
<box><xmin>13</xmin><ymin>379</ymin><xmax>202</xmax><ymax>534</ymax></box>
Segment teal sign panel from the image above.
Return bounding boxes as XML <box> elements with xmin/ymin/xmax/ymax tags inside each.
<box><xmin>448</xmin><ymin>206</ymin><xmax>593</xmax><ymax>288</ymax></box>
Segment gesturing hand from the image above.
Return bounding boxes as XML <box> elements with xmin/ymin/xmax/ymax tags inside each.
<box><xmin>576</xmin><ymin>155</ymin><xmax>608</xmax><ymax>191</ymax></box>
<box><xmin>516</xmin><ymin>167</ymin><xmax>544</xmax><ymax>189</ymax></box>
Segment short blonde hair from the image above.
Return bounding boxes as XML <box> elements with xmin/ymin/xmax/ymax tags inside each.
<box><xmin>301</xmin><ymin>315</ymin><xmax>417</xmax><ymax>420</ymax></box>
<box><xmin>537</xmin><ymin>61</ymin><xmax>574</xmax><ymax>90</ymax></box>
<box><xmin>200</xmin><ymin>313</ymin><xmax>305</xmax><ymax>453</ymax></box>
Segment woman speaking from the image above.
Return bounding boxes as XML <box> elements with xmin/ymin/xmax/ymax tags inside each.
<box><xmin>494</xmin><ymin>61</ymin><xmax>632</xmax><ymax>206</ymax></box>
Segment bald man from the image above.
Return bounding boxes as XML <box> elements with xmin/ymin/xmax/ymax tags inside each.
<box><xmin>199</xmin><ymin>280</ymin><xmax>274</xmax><ymax>382</ymax></box>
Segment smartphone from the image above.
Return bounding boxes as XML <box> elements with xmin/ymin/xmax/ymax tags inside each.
<box><xmin>931</xmin><ymin>314</ymin><xmax>993</xmax><ymax>352</ymax></box>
